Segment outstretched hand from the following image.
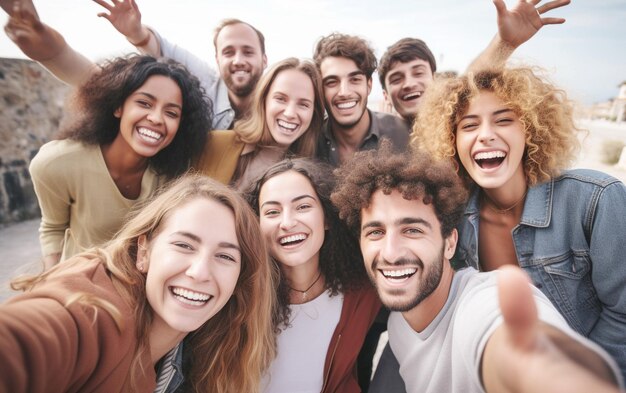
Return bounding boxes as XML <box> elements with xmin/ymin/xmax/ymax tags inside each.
<box><xmin>4</xmin><ymin>0</ymin><xmax>65</xmax><ymax>61</ymax></box>
<box><xmin>93</xmin><ymin>0</ymin><xmax>144</xmax><ymax>43</ymax></box>
<box><xmin>482</xmin><ymin>266</ymin><xmax>620</xmax><ymax>393</ymax></box>
<box><xmin>493</xmin><ymin>0</ymin><xmax>570</xmax><ymax>49</ymax></box>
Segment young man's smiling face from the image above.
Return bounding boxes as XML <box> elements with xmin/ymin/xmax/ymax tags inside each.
<box><xmin>383</xmin><ymin>58</ymin><xmax>434</xmax><ymax>122</ymax></box>
<box><xmin>359</xmin><ymin>189</ymin><xmax>456</xmax><ymax>312</ymax></box>
<box><xmin>320</xmin><ymin>56</ymin><xmax>372</xmax><ymax>129</ymax></box>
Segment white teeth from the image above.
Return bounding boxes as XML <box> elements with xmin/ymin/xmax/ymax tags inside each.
<box><xmin>474</xmin><ymin>151</ymin><xmax>506</xmax><ymax>160</ymax></box>
<box><xmin>171</xmin><ymin>287</ymin><xmax>210</xmax><ymax>302</ymax></box>
<box><xmin>233</xmin><ymin>70</ymin><xmax>249</xmax><ymax>75</ymax></box>
<box><xmin>137</xmin><ymin>127</ymin><xmax>163</xmax><ymax>141</ymax></box>
<box><xmin>336</xmin><ymin>101</ymin><xmax>357</xmax><ymax>109</ymax></box>
<box><xmin>381</xmin><ymin>268</ymin><xmax>417</xmax><ymax>278</ymax></box>
<box><xmin>277</xmin><ymin>119</ymin><xmax>298</xmax><ymax>130</ymax></box>
<box><xmin>279</xmin><ymin>233</ymin><xmax>307</xmax><ymax>245</ymax></box>
<box><xmin>402</xmin><ymin>92</ymin><xmax>422</xmax><ymax>100</ymax></box>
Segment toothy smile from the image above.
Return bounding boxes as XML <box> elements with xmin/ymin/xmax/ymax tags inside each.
<box><xmin>137</xmin><ymin>127</ymin><xmax>163</xmax><ymax>142</ymax></box>
<box><xmin>279</xmin><ymin>233</ymin><xmax>308</xmax><ymax>246</ymax></box>
<box><xmin>336</xmin><ymin>101</ymin><xmax>357</xmax><ymax>110</ymax></box>
<box><xmin>380</xmin><ymin>268</ymin><xmax>417</xmax><ymax>280</ymax></box>
<box><xmin>233</xmin><ymin>70</ymin><xmax>250</xmax><ymax>75</ymax></box>
<box><xmin>474</xmin><ymin>150</ymin><xmax>506</xmax><ymax>169</ymax></box>
<box><xmin>170</xmin><ymin>286</ymin><xmax>211</xmax><ymax>305</ymax></box>
<box><xmin>277</xmin><ymin>119</ymin><xmax>298</xmax><ymax>132</ymax></box>
<box><xmin>402</xmin><ymin>91</ymin><xmax>422</xmax><ymax>101</ymax></box>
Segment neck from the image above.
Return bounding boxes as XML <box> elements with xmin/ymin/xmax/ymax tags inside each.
<box><xmin>148</xmin><ymin>319</ymin><xmax>186</xmax><ymax>365</ymax></box>
<box><xmin>101</xmin><ymin>139</ymin><xmax>148</xmax><ymax>175</ymax></box>
<box><xmin>330</xmin><ymin>109</ymin><xmax>371</xmax><ymax>149</ymax></box>
<box><xmin>283</xmin><ymin>256</ymin><xmax>324</xmax><ymax>304</ymax></box>
<box><xmin>481</xmin><ymin>170</ymin><xmax>528</xmax><ymax>215</ymax></box>
<box><xmin>402</xmin><ymin>263</ymin><xmax>455</xmax><ymax>333</ymax></box>
<box><xmin>229</xmin><ymin>92</ymin><xmax>252</xmax><ymax>121</ymax></box>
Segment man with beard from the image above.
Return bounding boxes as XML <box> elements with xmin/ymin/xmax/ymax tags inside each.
<box><xmin>331</xmin><ymin>141</ymin><xmax>624</xmax><ymax>393</ymax></box>
<box><xmin>93</xmin><ymin>0</ymin><xmax>268</xmax><ymax>130</ymax></box>
<box><xmin>313</xmin><ymin>33</ymin><xmax>409</xmax><ymax>167</ymax></box>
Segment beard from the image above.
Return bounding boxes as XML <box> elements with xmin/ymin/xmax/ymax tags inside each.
<box><xmin>224</xmin><ymin>68</ymin><xmax>263</xmax><ymax>98</ymax></box>
<box><xmin>369</xmin><ymin>245</ymin><xmax>444</xmax><ymax>312</ymax></box>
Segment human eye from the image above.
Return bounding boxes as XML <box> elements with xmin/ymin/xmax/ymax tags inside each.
<box><xmin>296</xmin><ymin>203</ymin><xmax>312</xmax><ymax>211</ymax></box>
<box><xmin>136</xmin><ymin>99</ymin><xmax>151</xmax><ymax>108</ymax></box>
<box><xmin>263</xmin><ymin>208</ymin><xmax>280</xmax><ymax>217</ymax></box>
<box><xmin>457</xmin><ymin>121</ymin><xmax>478</xmax><ymax>132</ymax></box>
<box><xmin>403</xmin><ymin>227</ymin><xmax>423</xmax><ymax>236</ymax></box>
<box><xmin>299</xmin><ymin>101</ymin><xmax>311</xmax><ymax>109</ymax></box>
<box><xmin>350</xmin><ymin>75</ymin><xmax>363</xmax><ymax>84</ymax></box>
<box><xmin>389</xmin><ymin>77</ymin><xmax>401</xmax><ymax>85</ymax></box>
<box><xmin>324</xmin><ymin>79</ymin><xmax>337</xmax><ymax>88</ymax></box>
<box><xmin>222</xmin><ymin>48</ymin><xmax>235</xmax><ymax>57</ymax></box>
<box><xmin>495</xmin><ymin>117</ymin><xmax>513</xmax><ymax>125</ymax></box>
<box><xmin>217</xmin><ymin>253</ymin><xmax>239</xmax><ymax>263</ymax></box>
<box><xmin>364</xmin><ymin>228</ymin><xmax>384</xmax><ymax>239</ymax></box>
<box><xmin>165</xmin><ymin>110</ymin><xmax>180</xmax><ymax>119</ymax></box>
<box><xmin>172</xmin><ymin>241</ymin><xmax>194</xmax><ymax>251</ymax></box>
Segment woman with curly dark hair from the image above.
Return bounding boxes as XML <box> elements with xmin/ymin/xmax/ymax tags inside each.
<box><xmin>29</xmin><ymin>54</ymin><xmax>211</xmax><ymax>268</ymax></box>
<box><xmin>245</xmin><ymin>158</ymin><xmax>380</xmax><ymax>393</ymax></box>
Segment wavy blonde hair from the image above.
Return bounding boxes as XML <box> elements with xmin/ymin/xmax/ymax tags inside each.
<box><xmin>412</xmin><ymin>67</ymin><xmax>580</xmax><ymax>186</ymax></box>
<box><xmin>235</xmin><ymin>57</ymin><xmax>324</xmax><ymax>158</ymax></box>
<box><xmin>12</xmin><ymin>174</ymin><xmax>277</xmax><ymax>393</ymax></box>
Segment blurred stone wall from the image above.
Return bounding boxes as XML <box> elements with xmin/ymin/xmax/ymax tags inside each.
<box><xmin>0</xmin><ymin>58</ymin><xmax>69</xmax><ymax>225</ymax></box>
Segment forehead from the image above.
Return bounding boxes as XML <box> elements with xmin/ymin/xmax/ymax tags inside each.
<box><xmin>319</xmin><ymin>56</ymin><xmax>361</xmax><ymax>78</ymax></box>
<box><xmin>386</xmin><ymin>58</ymin><xmax>433</xmax><ymax>78</ymax></box>
<box><xmin>158</xmin><ymin>197</ymin><xmax>238</xmax><ymax>242</ymax></box>
<box><xmin>130</xmin><ymin>75</ymin><xmax>182</xmax><ymax>104</ymax></box>
<box><xmin>465</xmin><ymin>90</ymin><xmax>509</xmax><ymax>114</ymax></box>
<box><xmin>215</xmin><ymin>23</ymin><xmax>262</xmax><ymax>51</ymax></box>
<box><xmin>268</xmin><ymin>69</ymin><xmax>314</xmax><ymax>98</ymax></box>
<box><xmin>361</xmin><ymin>189</ymin><xmax>440</xmax><ymax>228</ymax></box>
<box><xmin>259</xmin><ymin>170</ymin><xmax>317</xmax><ymax>203</ymax></box>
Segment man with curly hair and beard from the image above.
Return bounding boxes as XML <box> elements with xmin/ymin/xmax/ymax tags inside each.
<box><xmin>331</xmin><ymin>141</ymin><xmax>623</xmax><ymax>393</ymax></box>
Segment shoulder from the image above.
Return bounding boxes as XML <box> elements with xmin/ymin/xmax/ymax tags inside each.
<box><xmin>553</xmin><ymin>169</ymin><xmax>623</xmax><ymax>189</ymax></box>
<box><xmin>371</xmin><ymin>111</ymin><xmax>410</xmax><ymax>133</ymax></box>
<box><xmin>30</xmin><ymin>140</ymin><xmax>97</xmax><ymax>175</ymax></box>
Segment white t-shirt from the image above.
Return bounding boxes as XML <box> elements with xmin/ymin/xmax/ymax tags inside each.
<box><xmin>389</xmin><ymin>268</ymin><xmax>622</xmax><ymax>393</ymax></box>
<box><xmin>262</xmin><ymin>290</ymin><xmax>344</xmax><ymax>393</ymax></box>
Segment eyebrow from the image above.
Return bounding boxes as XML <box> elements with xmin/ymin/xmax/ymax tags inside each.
<box><xmin>361</xmin><ymin>217</ymin><xmax>433</xmax><ymax>232</ymax></box>
<box><xmin>260</xmin><ymin>194</ymin><xmax>316</xmax><ymax>209</ymax></box>
<box><xmin>458</xmin><ymin>108</ymin><xmax>513</xmax><ymax>122</ymax></box>
<box><xmin>172</xmin><ymin>231</ymin><xmax>241</xmax><ymax>252</ymax></box>
<box><xmin>322</xmin><ymin>70</ymin><xmax>365</xmax><ymax>84</ymax></box>
<box><xmin>134</xmin><ymin>92</ymin><xmax>183</xmax><ymax>110</ymax></box>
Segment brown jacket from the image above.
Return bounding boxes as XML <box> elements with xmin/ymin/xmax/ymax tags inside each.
<box><xmin>195</xmin><ymin>130</ymin><xmax>245</xmax><ymax>185</ymax></box>
<box><xmin>0</xmin><ymin>256</ymin><xmax>155</xmax><ymax>392</ymax></box>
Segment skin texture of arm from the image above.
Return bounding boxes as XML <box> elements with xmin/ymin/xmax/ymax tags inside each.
<box><xmin>3</xmin><ymin>0</ymin><xmax>97</xmax><ymax>85</ymax></box>
<box><xmin>93</xmin><ymin>0</ymin><xmax>161</xmax><ymax>56</ymax></box>
<box><xmin>481</xmin><ymin>266</ymin><xmax>620</xmax><ymax>393</ymax></box>
<box><xmin>467</xmin><ymin>0</ymin><xmax>570</xmax><ymax>72</ymax></box>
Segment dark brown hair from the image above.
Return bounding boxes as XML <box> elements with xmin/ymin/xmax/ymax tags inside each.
<box><xmin>378</xmin><ymin>37</ymin><xmax>436</xmax><ymax>90</ymax></box>
<box><xmin>313</xmin><ymin>33</ymin><xmax>377</xmax><ymax>79</ymax></box>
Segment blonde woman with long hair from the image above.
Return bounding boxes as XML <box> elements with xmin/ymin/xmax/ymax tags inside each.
<box><xmin>198</xmin><ymin>57</ymin><xmax>325</xmax><ymax>189</ymax></box>
<box><xmin>0</xmin><ymin>175</ymin><xmax>276</xmax><ymax>393</ymax></box>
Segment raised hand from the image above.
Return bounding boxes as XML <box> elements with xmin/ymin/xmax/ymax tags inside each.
<box><xmin>493</xmin><ymin>0</ymin><xmax>570</xmax><ymax>49</ymax></box>
<box><xmin>93</xmin><ymin>0</ymin><xmax>146</xmax><ymax>44</ymax></box>
<box><xmin>4</xmin><ymin>0</ymin><xmax>65</xmax><ymax>61</ymax></box>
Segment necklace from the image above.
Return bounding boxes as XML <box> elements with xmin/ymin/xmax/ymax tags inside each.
<box><xmin>288</xmin><ymin>271</ymin><xmax>322</xmax><ymax>302</ymax></box>
<box><xmin>482</xmin><ymin>189</ymin><xmax>528</xmax><ymax>215</ymax></box>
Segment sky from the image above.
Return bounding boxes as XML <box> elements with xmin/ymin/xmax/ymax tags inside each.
<box><xmin>1</xmin><ymin>0</ymin><xmax>625</xmax><ymax>105</ymax></box>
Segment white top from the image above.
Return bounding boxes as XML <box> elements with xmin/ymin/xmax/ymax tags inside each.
<box><xmin>389</xmin><ymin>268</ymin><xmax>624</xmax><ymax>393</ymax></box>
<box><xmin>262</xmin><ymin>290</ymin><xmax>344</xmax><ymax>393</ymax></box>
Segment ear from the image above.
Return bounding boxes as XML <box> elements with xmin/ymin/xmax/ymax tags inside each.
<box><xmin>262</xmin><ymin>53</ymin><xmax>268</xmax><ymax>70</ymax></box>
<box><xmin>114</xmin><ymin>107</ymin><xmax>122</xmax><ymax>119</ymax></box>
<box><xmin>382</xmin><ymin>89</ymin><xmax>388</xmax><ymax>100</ymax></box>
<box><xmin>443</xmin><ymin>228</ymin><xmax>458</xmax><ymax>260</ymax></box>
<box><xmin>136</xmin><ymin>235</ymin><xmax>149</xmax><ymax>271</ymax></box>
<box><xmin>367</xmin><ymin>78</ymin><xmax>372</xmax><ymax>95</ymax></box>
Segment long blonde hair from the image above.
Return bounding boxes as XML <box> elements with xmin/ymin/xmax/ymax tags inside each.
<box><xmin>235</xmin><ymin>57</ymin><xmax>324</xmax><ymax>158</ymax></box>
<box><xmin>413</xmin><ymin>67</ymin><xmax>580</xmax><ymax>186</ymax></box>
<box><xmin>12</xmin><ymin>174</ymin><xmax>277</xmax><ymax>393</ymax></box>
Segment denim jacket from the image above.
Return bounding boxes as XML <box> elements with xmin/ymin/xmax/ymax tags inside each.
<box><xmin>454</xmin><ymin>169</ymin><xmax>626</xmax><ymax>379</ymax></box>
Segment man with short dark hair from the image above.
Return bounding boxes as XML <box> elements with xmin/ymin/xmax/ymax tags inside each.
<box><xmin>378</xmin><ymin>0</ymin><xmax>572</xmax><ymax>125</ymax></box>
<box><xmin>332</xmin><ymin>142</ymin><xmax>624</xmax><ymax>393</ymax></box>
<box><xmin>313</xmin><ymin>33</ymin><xmax>410</xmax><ymax>167</ymax></box>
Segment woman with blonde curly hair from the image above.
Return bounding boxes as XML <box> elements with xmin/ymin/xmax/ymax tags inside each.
<box><xmin>0</xmin><ymin>175</ymin><xmax>276</xmax><ymax>393</ymax></box>
<box><xmin>198</xmin><ymin>57</ymin><xmax>325</xmax><ymax>190</ymax></box>
<box><xmin>413</xmin><ymin>67</ymin><xmax>626</xmax><ymax>381</ymax></box>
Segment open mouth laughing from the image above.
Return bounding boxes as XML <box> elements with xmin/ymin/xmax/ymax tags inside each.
<box><xmin>379</xmin><ymin>268</ymin><xmax>418</xmax><ymax>284</ymax></box>
<box><xmin>279</xmin><ymin>233</ymin><xmax>308</xmax><ymax>247</ymax></box>
<box><xmin>401</xmin><ymin>91</ymin><xmax>422</xmax><ymax>102</ymax></box>
<box><xmin>473</xmin><ymin>150</ymin><xmax>506</xmax><ymax>169</ymax></box>
<box><xmin>170</xmin><ymin>286</ymin><xmax>212</xmax><ymax>306</ymax></box>
<box><xmin>277</xmin><ymin>119</ymin><xmax>299</xmax><ymax>134</ymax></box>
<box><xmin>137</xmin><ymin>127</ymin><xmax>164</xmax><ymax>144</ymax></box>
<box><xmin>335</xmin><ymin>100</ymin><xmax>357</xmax><ymax>110</ymax></box>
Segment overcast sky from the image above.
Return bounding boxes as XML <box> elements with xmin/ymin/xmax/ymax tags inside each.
<box><xmin>1</xmin><ymin>0</ymin><xmax>625</xmax><ymax>105</ymax></box>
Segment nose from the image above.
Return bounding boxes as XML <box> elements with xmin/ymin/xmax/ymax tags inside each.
<box><xmin>147</xmin><ymin>108</ymin><xmax>164</xmax><ymax>125</ymax></box>
<box><xmin>402</xmin><ymin>76</ymin><xmax>418</xmax><ymax>91</ymax></box>
<box><xmin>280</xmin><ymin>209</ymin><xmax>297</xmax><ymax>230</ymax></box>
<box><xmin>338</xmin><ymin>79</ymin><xmax>350</xmax><ymax>96</ymax></box>
<box><xmin>185</xmin><ymin>256</ymin><xmax>212</xmax><ymax>282</ymax></box>
<box><xmin>477</xmin><ymin>122</ymin><xmax>496</xmax><ymax>143</ymax></box>
<box><xmin>233</xmin><ymin>50</ymin><xmax>244</xmax><ymax>66</ymax></box>
<box><xmin>380</xmin><ymin>231</ymin><xmax>406</xmax><ymax>264</ymax></box>
<box><xmin>283</xmin><ymin>101</ymin><xmax>296</xmax><ymax>119</ymax></box>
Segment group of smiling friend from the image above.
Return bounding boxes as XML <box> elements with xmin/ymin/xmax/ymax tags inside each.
<box><xmin>1</xmin><ymin>0</ymin><xmax>625</xmax><ymax>392</ymax></box>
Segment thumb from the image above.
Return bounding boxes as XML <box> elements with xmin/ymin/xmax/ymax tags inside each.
<box><xmin>497</xmin><ymin>265</ymin><xmax>538</xmax><ymax>350</ymax></box>
<box><xmin>492</xmin><ymin>0</ymin><xmax>507</xmax><ymax>17</ymax></box>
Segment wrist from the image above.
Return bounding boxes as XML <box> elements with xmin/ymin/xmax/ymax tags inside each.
<box><xmin>128</xmin><ymin>27</ymin><xmax>151</xmax><ymax>47</ymax></box>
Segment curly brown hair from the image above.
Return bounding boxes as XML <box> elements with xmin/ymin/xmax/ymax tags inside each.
<box><xmin>412</xmin><ymin>67</ymin><xmax>580</xmax><ymax>186</ymax></box>
<box><xmin>313</xmin><ymin>33</ymin><xmax>378</xmax><ymax>79</ymax></box>
<box><xmin>332</xmin><ymin>139</ymin><xmax>468</xmax><ymax>238</ymax></box>
<box><xmin>58</xmin><ymin>55</ymin><xmax>211</xmax><ymax>179</ymax></box>
<box><xmin>245</xmin><ymin>158</ymin><xmax>367</xmax><ymax>329</ymax></box>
